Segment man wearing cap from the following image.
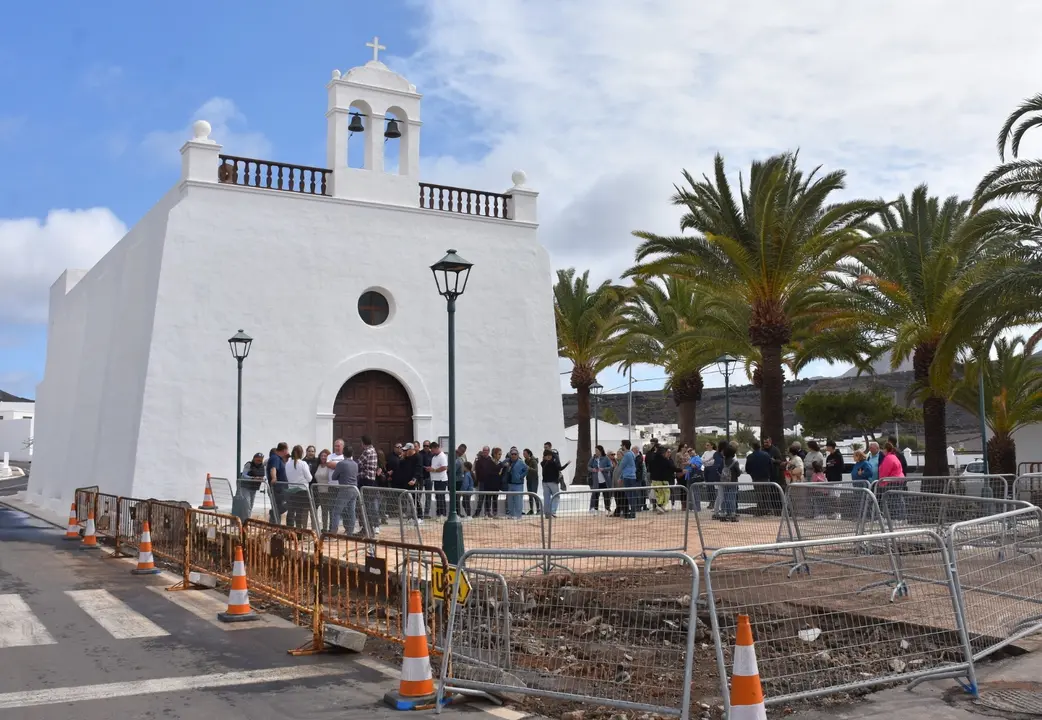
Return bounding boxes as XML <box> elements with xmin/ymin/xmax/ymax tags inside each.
<box><xmin>236</xmin><ymin>452</ymin><xmax>267</xmax><ymax>521</ymax></box>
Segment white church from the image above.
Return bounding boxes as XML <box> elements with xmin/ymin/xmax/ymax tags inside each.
<box><xmin>26</xmin><ymin>42</ymin><xmax>564</xmax><ymax>511</ymax></box>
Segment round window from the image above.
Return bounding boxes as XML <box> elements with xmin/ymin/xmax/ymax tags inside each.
<box><xmin>358</xmin><ymin>291</ymin><xmax>390</xmax><ymax>326</ymax></box>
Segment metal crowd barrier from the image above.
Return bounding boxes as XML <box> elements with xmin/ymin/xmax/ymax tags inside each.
<box><xmin>784</xmin><ymin>484</ymin><xmax>907</xmax><ymax>598</ymax></box>
<box><xmin>241</xmin><ymin>519</ymin><xmax>321</xmax><ymax>650</ymax></box>
<box><xmin>205</xmin><ymin>476</ymin><xmax>235</xmax><ymax>513</ymax></box>
<box><xmin>947</xmin><ymin>506</ymin><xmax>1042</xmax><ymax>662</ymax></box>
<box><xmin>187</xmin><ymin>509</ymin><xmax>243</xmax><ymax>583</ymax></box>
<box><xmin>1013</xmin><ymin>473</ymin><xmax>1042</xmax><ymax>507</ymax></box>
<box><xmin>146</xmin><ymin>500</ymin><xmax>192</xmax><ymax>585</ymax></box>
<box><xmin>704</xmin><ymin>529</ymin><xmax>977</xmax><ymax>713</ymax></box>
<box><xmin>549</xmin><ymin>487</ymin><xmax>689</xmax><ymax>553</ymax></box>
<box><xmin>692</xmin><ymin>482</ymin><xmax>791</xmax><ymax>561</ymax></box>
<box><xmin>113</xmin><ymin>496</ymin><xmax>150</xmax><ymax>558</ymax></box>
<box><xmin>310</xmin><ymin>484</ymin><xmax>370</xmax><ymax>537</ymax></box>
<box><xmin>360</xmin><ymin>486</ymin><xmax>422</xmax><ymax>543</ymax></box>
<box><xmin>74</xmin><ymin>486</ymin><xmax>98</xmax><ymax>525</ymax></box>
<box><xmin>320</xmin><ymin>533</ymin><xmax>449</xmax><ymax>649</ymax></box>
<box><xmin>438</xmin><ymin>548</ymin><xmax>700</xmax><ymax>719</ymax></box>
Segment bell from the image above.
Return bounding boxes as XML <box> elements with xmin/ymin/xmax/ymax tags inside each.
<box><xmin>384</xmin><ymin>118</ymin><xmax>402</xmax><ymax>139</ymax></box>
<box><xmin>348</xmin><ymin>114</ymin><xmax>364</xmax><ymax>133</ymax></box>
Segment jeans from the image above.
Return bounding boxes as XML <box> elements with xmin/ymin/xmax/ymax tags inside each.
<box><xmin>284</xmin><ymin>488</ymin><xmax>311</xmax><ymax>528</ymax></box>
<box><xmin>542</xmin><ymin>482</ymin><xmax>561</xmax><ymax>516</ymax></box>
<box><xmin>329</xmin><ymin>485</ymin><xmax>357</xmax><ymax>535</ymax></box>
<box><xmin>421</xmin><ymin>477</ymin><xmax>433</xmax><ymax>517</ymax></box>
<box><xmin>433</xmin><ymin>481</ymin><xmax>448</xmax><ymax>516</ymax></box>
<box><xmin>526</xmin><ymin>476</ymin><xmax>539</xmax><ymax>512</ymax></box>
<box><xmin>363</xmin><ymin>488</ymin><xmax>381</xmax><ymax>532</ymax></box>
<box><xmin>688</xmin><ymin>482</ymin><xmax>702</xmax><ymax>512</ymax></box>
<box><xmin>235</xmin><ymin>479</ymin><xmax>261</xmax><ymax>522</ymax></box>
<box><xmin>721</xmin><ymin>484</ymin><xmax>738</xmax><ymax>516</ymax></box>
<box><xmin>476</xmin><ymin>491</ymin><xmax>499</xmax><ymax>517</ymax></box>
<box><xmin>507</xmin><ymin>483</ymin><xmax>525</xmax><ymax>517</ymax></box>
<box><xmin>623</xmin><ymin>476</ymin><xmax>639</xmax><ymax>515</ymax></box>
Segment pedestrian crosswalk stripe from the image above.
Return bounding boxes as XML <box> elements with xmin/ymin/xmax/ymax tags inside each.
<box><xmin>64</xmin><ymin>590</ymin><xmax>169</xmax><ymax>639</ymax></box>
<box><xmin>0</xmin><ymin>594</ymin><xmax>57</xmax><ymax>648</ymax></box>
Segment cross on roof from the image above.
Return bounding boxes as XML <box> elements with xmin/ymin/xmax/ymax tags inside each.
<box><xmin>366</xmin><ymin>36</ymin><xmax>386</xmax><ymax>63</ymax></box>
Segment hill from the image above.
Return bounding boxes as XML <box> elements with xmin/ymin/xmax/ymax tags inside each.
<box><xmin>562</xmin><ymin>369</ymin><xmax>987</xmax><ymax>450</ymax></box>
<box><xmin>0</xmin><ymin>390</ymin><xmax>32</xmax><ymax>403</ymax></box>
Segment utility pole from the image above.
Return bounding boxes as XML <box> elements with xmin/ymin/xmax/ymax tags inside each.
<box><xmin>627</xmin><ymin>367</ymin><xmax>633</xmax><ymax>443</ymax></box>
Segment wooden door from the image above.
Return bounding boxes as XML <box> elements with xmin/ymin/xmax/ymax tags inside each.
<box><xmin>332</xmin><ymin>371</ymin><xmax>413</xmax><ymax>457</ymax></box>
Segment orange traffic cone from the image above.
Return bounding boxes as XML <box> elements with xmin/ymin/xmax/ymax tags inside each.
<box><xmin>729</xmin><ymin>614</ymin><xmax>767</xmax><ymax>720</ymax></box>
<box><xmin>217</xmin><ymin>545</ymin><xmax>258</xmax><ymax>622</ymax></box>
<box><xmin>199</xmin><ymin>474</ymin><xmax>218</xmax><ymax>510</ymax></box>
<box><xmin>81</xmin><ymin>510</ymin><xmax>99</xmax><ymax>550</ymax></box>
<box><xmin>384</xmin><ymin>589</ymin><xmax>437</xmax><ymax>709</ymax></box>
<box><xmin>64</xmin><ymin>502</ymin><xmax>80</xmax><ymax>541</ymax></box>
<box><xmin>131</xmin><ymin>521</ymin><xmax>161</xmax><ymax>575</ymax></box>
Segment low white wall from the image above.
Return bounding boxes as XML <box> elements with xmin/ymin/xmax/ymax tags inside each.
<box><xmin>0</xmin><ymin>419</ymin><xmax>33</xmax><ymax>462</ymax></box>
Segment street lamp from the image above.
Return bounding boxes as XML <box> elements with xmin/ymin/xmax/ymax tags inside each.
<box><xmin>591</xmin><ymin>381</ymin><xmax>603</xmax><ymax>453</ymax></box>
<box><xmin>716</xmin><ymin>354</ymin><xmax>737</xmax><ymax>442</ymax></box>
<box><xmin>431</xmin><ymin>249</ymin><xmax>473</xmax><ymax>565</ymax></box>
<box><xmin>228</xmin><ymin>330</ymin><xmax>253</xmax><ymax>481</ymax></box>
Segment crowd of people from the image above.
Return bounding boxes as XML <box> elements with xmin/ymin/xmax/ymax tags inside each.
<box><xmin>231</xmin><ymin>432</ymin><xmax>911</xmax><ymax>530</ymax></box>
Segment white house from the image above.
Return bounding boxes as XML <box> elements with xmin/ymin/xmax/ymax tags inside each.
<box><xmin>25</xmin><ymin>46</ymin><xmax>563</xmax><ymax>513</ymax></box>
<box><xmin>0</xmin><ymin>400</ymin><xmax>34</xmax><ymax>463</ymax></box>
<box><xmin>564</xmin><ymin>420</ymin><xmax>635</xmax><ymax>476</ymax></box>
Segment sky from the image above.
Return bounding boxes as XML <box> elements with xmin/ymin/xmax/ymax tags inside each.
<box><xmin>3</xmin><ymin>1</ymin><xmax>1042</xmax><ymax>401</ymax></box>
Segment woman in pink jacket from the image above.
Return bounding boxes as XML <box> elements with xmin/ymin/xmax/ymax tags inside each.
<box><xmin>877</xmin><ymin>442</ymin><xmax>906</xmax><ymax>523</ymax></box>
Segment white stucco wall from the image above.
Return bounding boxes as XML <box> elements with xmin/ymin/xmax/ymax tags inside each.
<box><xmin>129</xmin><ymin>181</ymin><xmax>562</xmax><ymax>502</ymax></box>
<box><xmin>26</xmin><ymin>190</ymin><xmax>179</xmax><ymax>512</ymax></box>
<box><xmin>1013</xmin><ymin>424</ymin><xmax>1042</xmax><ymax>474</ymax></box>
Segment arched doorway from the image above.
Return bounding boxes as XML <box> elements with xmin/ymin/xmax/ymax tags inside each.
<box><xmin>332</xmin><ymin>371</ymin><xmax>413</xmax><ymax>456</ymax></box>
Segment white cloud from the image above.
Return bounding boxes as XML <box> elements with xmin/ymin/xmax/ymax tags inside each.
<box><xmin>82</xmin><ymin>63</ymin><xmax>123</xmax><ymax>90</ymax></box>
<box><xmin>403</xmin><ymin>0</ymin><xmax>1042</xmax><ymax>392</ymax></box>
<box><xmin>142</xmin><ymin>97</ymin><xmax>272</xmax><ymax>164</ymax></box>
<box><xmin>0</xmin><ymin>208</ymin><xmax>126</xmax><ymax>324</ymax></box>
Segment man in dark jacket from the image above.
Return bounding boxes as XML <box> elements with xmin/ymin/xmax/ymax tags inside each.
<box><xmin>474</xmin><ymin>446</ymin><xmax>500</xmax><ymax>518</ymax></box>
<box><xmin>825</xmin><ymin>441</ymin><xmax>845</xmax><ymax>483</ymax></box>
<box><xmin>394</xmin><ymin>443</ymin><xmax>420</xmax><ymax>490</ymax></box>
<box><xmin>745</xmin><ymin>441</ymin><xmax>773</xmax><ymax>515</ymax></box>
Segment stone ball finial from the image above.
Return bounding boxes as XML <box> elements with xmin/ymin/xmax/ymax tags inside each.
<box><xmin>192</xmin><ymin>120</ymin><xmax>212</xmax><ymax>141</ymax></box>
<box><xmin>331</xmin><ymin>69</ymin><xmax>342</xmax><ymax>80</ymax></box>
<box><xmin>511</xmin><ymin>170</ymin><xmax>527</xmax><ymax>187</ymax></box>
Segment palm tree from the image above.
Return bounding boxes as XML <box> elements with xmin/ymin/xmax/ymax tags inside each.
<box><xmin>607</xmin><ymin>277</ymin><xmax>722</xmax><ymax>446</ymax></box>
<box><xmin>951</xmin><ymin>336</ymin><xmax>1042</xmax><ymax>479</ymax></box>
<box><xmin>833</xmin><ymin>186</ymin><xmax>1022</xmax><ymax>486</ymax></box>
<box><xmin>554</xmin><ymin>268</ymin><xmax>624</xmax><ymax>483</ymax></box>
<box><xmin>974</xmin><ymin>93</ymin><xmax>1042</xmax><ymax>211</ymax></box>
<box><xmin>629</xmin><ymin>152</ymin><xmax>878</xmax><ymax>447</ymax></box>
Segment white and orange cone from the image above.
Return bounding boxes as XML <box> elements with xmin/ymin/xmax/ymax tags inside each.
<box><xmin>384</xmin><ymin>589</ymin><xmax>437</xmax><ymax>709</ymax></box>
<box><xmin>217</xmin><ymin>545</ymin><xmax>258</xmax><ymax>622</ymax></box>
<box><xmin>729</xmin><ymin>614</ymin><xmax>767</xmax><ymax>720</ymax></box>
<box><xmin>64</xmin><ymin>502</ymin><xmax>80</xmax><ymax>541</ymax></box>
<box><xmin>131</xmin><ymin>521</ymin><xmax>161</xmax><ymax>575</ymax></box>
<box><xmin>81</xmin><ymin>509</ymin><xmax>99</xmax><ymax>550</ymax></box>
<box><xmin>199</xmin><ymin>474</ymin><xmax>218</xmax><ymax>511</ymax></box>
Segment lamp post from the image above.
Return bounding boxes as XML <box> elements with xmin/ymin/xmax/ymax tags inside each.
<box><xmin>431</xmin><ymin>249</ymin><xmax>473</xmax><ymax>565</ymax></box>
<box><xmin>591</xmin><ymin>381</ymin><xmax>603</xmax><ymax>452</ymax></box>
<box><xmin>227</xmin><ymin>330</ymin><xmax>253</xmax><ymax>482</ymax></box>
<box><xmin>716</xmin><ymin>354</ymin><xmax>737</xmax><ymax>442</ymax></box>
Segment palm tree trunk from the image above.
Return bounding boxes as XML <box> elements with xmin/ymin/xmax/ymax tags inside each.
<box><xmin>914</xmin><ymin>342</ymin><xmax>948</xmax><ymax>488</ymax></box>
<box><xmin>678</xmin><ymin>401</ymin><xmax>696</xmax><ymax>446</ymax></box>
<box><xmin>987</xmin><ymin>434</ymin><xmax>1017</xmax><ymax>489</ymax></box>
<box><xmin>760</xmin><ymin>343</ymin><xmax>785</xmax><ymax>449</ymax></box>
<box><xmin>575</xmin><ymin>384</ymin><xmax>591</xmax><ymax>484</ymax></box>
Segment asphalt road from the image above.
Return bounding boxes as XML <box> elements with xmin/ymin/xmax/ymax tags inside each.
<box><xmin>0</xmin><ymin>504</ymin><xmax>487</xmax><ymax>720</ymax></box>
